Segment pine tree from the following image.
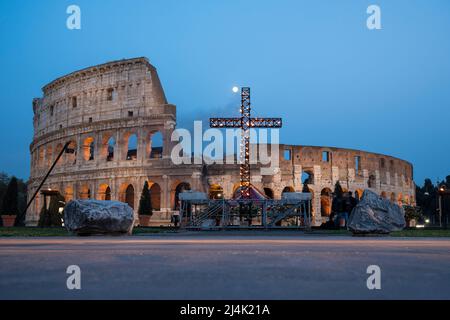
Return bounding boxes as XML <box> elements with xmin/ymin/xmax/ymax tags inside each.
<box><xmin>1</xmin><ymin>177</ymin><xmax>19</xmax><ymax>216</ymax></box>
<box><xmin>138</xmin><ymin>181</ymin><xmax>153</xmax><ymax>216</ymax></box>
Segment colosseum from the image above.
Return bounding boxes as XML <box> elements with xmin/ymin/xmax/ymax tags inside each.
<box><xmin>26</xmin><ymin>57</ymin><xmax>416</xmax><ymax>226</ymax></box>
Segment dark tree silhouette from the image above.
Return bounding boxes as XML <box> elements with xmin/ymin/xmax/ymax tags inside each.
<box><xmin>1</xmin><ymin>176</ymin><xmax>19</xmax><ymax>216</ymax></box>
<box><xmin>138</xmin><ymin>181</ymin><xmax>153</xmax><ymax>216</ymax></box>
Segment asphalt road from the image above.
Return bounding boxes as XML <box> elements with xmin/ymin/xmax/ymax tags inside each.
<box><xmin>1</xmin><ymin>234</ymin><xmax>449</xmax><ymax>299</ymax></box>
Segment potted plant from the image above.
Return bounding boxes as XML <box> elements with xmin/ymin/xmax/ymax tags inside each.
<box><xmin>138</xmin><ymin>181</ymin><xmax>153</xmax><ymax>226</ymax></box>
<box><xmin>1</xmin><ymin>177</ymin><xmax>19</xmax><ymax>227</ymax></box>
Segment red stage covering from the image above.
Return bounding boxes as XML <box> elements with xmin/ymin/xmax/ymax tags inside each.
<box><xmin>232</xmin><ymin>184</ymin><xmax>269</xmax><ymax>200</ymax></box>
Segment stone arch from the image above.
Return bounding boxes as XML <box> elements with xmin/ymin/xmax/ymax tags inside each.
<box><xmin>119</xmin><ymin>183</ymin><xmax>135</xmax><ymax>209</ymax></box>
<box><xmin>100</xmin><ymin>133</ymin><xmax>115</xmax><ymax>161</ymax></box>
<box><xmin>282</xmin><ymin>186</ymin><xmax>295</xmax><ymax>195</ymax></box>
<box><xmin>121</xmin><ymin>131</ymin><xmax>137</xmax><ymax>160</ymax></box>
<box><xmin>38</xmin><ymin>147</ymin><xmax>45</xmax><ymax>167</ymax></box>
<box><xmin>46</xmin><ymin>144</ymin><xmax>53</xmax><ymax>167</ymax></box>
<box><xmin>320</xmin><ymin>187</ymin><xmax>332</xmax><ymax>217</ymax></box>
<box><xmin>125</xmin><ymin>185</ymin><xmax>135</xmax><ymax>209</ymax></box>
<box><xmin>149</xmin><ymin>182</ymin><xmax>161</xmax><ymax>210</ymax></box>
<box><xmin>126</xmin><ymin>134</ymin><xmax>138</xmax><ymax>160</ymax></box>
<box><xmin>173</xmin><ymin>182</ymin><xmax>191</xmax><ymax>210</ymax></box>
<box><xmin>82</xmin><ymin>137</ymin><xmax>95</xmax><ymax>161</ymax></box>
<box><xmin>65</xmin><ymin>140</ymin><xmax>77</xmax><ymax>165</ymax></box>
<box><xmin>64</xmin><ymin>186</ymin><xmax>74</xmax><ymax>202</ymax></box>
<box><xmin>368</xmin><ymin>174</ymin><xmax>376</xmax><ymax>188</ymax></box>
<box><xmin>79</xmin><ymin>185</ymin><xmax>91</xmax><ymax>199</ymax></box>
<box><xmin>209</xmin><ymin>184</ymin><xmax>224</xmax><ymax>199</ymax></box>
<box><xmin>149</xmin><ymin>131</ymin><xmax>163</xmax><ymax>159</ymax></box>
<box><xmin>55</xmin><ymin>143</ymin><xmax>63</xmax><ymax>166</ymax></box>
<box><xmin>98</xmin><ymin>184</ymin><xmax>111</xmax><ymax>200</ymax></box>
<box><xmin>263</xmin><ymin>187</ymin><xmax>274</xmax><ymax>199</ymax></box>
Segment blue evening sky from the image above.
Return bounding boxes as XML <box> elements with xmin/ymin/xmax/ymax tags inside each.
<box><xmin>0</xmin><ymin>0</ymin><xmax>449</xmax><ymax>185</ymax></box>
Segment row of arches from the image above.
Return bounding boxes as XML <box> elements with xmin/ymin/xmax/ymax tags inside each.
<box><xmin>34</xmin><ymin>131</ymin><xmax>164</xmax><ymax>168</ymax></box>
<box><xmin>63</xmin><ymin>182</ymin><xmax>162</xmax><ymax>211</ymax></box>
<box><xmin>60</xmin><ymin>181</ymin><xmax>195</xmax><ymax>212</ymax></box>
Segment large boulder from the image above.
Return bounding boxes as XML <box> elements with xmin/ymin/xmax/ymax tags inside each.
<box><xmin>64</xmin><ymin>200</ymin><xmax>134</xmax><ymax>235</ymax></box>
<box><xmin>348</xmin><ymin>190</ymin><xmax>405</xmax><ymax>234</ymax></box>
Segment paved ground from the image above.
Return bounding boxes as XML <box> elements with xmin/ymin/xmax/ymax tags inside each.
<box><xmin>1</xmin><ymin>233</ymin><xmax>450</xmax><ymax>299</ymax></box>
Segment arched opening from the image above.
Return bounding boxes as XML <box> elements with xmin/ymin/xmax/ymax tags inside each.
<box><xmin>150</xmin><ymin>183</ymin><xmax>161</xmax><ymax>210</ymax></box>
<box><xmin>83</xmin><ymin>137</ymin><xmax>95</xmax><ymax>161</ymax></box>
<box><xmin>38</xmin><ymin>147</ymin><xmax>45</xmax><ymax>167</ymax></box>
<box><xmin>106</xmin><ymin>137</ymin><xmax>115</xmax><ymax>161</ymax></box>
<box><xmin>209</xmin><ymin>184</ymin><xmax>224</xmax><ymax>199</ymax></box>
<box><xmin>46</xmin><ymin>145</ymin><xmax>53</xmax><ymax>167</ymax></box>
<box><xmin>105</xmin><ymin>186</ymin><xmax>111</xmax><ymax>200</ymax></box>
<box><xmin>320</xmin><ymin>188</ymin><xmax>332</xmax><ymax>217</ymax></box>
<box><xmin>79</xmin><ymin>185</ymin><xmax>91</xmax><ymax>199</ymax></box>
<box><xmin>174</xmin><ymin>182</ymin><xmax>191</xmax><ymax>210</ymax></box>
<box><xmin>65</xmin><ymin>140</ymin><xmax>77</xmax><ymax>165</ymax></box>
<box><xmin>125</xmin><ymin>184</ymin><xmax>135</xmax><ymax>209</ymax></box>
<box><xmin>98</xmin><ymin>184</ymin><xmax>111</xmax><ymax>200</ymax></box>
<box><xmin>281</xmin><ymin>186</ymin><xmax>295</xmax><ymax>196</ymax></box>
<box><xmin>64</xmin><ymin>186</ymin><xmax>74</xmax><ymax>202</ymax></box>
<box><xmin>301</xmin><ymin>170</ymin><xmax>314</xmax><ymax>185</ymax></box>
<box><xmin>368</xmin><ymin>174</ymin><xmax>376</xmax><ymax>188</ymax></box>
<box><xmin>264</xmin><ymin>187</ymin><xmax>274</xmax><ymax>199</ymax></box>
<box><xmin>126</xmin><ymin>134</ymin><xmax>137</xmax><ymax>160</ymax></box>
<box><xmin>149</xmin><ymin>131</ymin><xmax>163</xmax><ymax>159</ymax></box>
<box><xmin>55</xmin><ymin>143</ymin><xmax>63</xmax><ymax>166</ymax></box>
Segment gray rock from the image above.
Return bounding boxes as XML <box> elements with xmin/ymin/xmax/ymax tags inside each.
<box><xmin>64</xmin><ymin>200</ymin><xmax>134</xmax><ymax>235</ymax></box>
<box><xmin>348</xmin><ymin>190</ymin><xmax>405</xmax><ymax>234</ymax></box>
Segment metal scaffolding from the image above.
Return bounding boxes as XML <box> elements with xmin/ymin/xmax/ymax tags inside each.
<box><xmin>179</xmin><ymin>195</ymin><xmax>312</xmax><ymax>230</ymax></box>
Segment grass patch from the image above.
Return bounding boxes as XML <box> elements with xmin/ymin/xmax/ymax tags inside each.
<box><xmin>132</xmin><ymin>227</ymin><xmax>173</xmax><ymax>234</ymax></box>
<box><xmin>0</xmin><ymin>227</ymin><xmax>68</xmax><ymax>237</ymax></box>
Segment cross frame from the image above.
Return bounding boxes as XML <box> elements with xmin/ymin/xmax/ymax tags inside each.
<box><xmin>210</xmin><ymin>87</ymin><xmax>282</xmax><ymax>198</ymax></box>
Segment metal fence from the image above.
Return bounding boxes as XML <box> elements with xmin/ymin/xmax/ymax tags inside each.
<box><xmin>179</xmin><ymin>198</ymin><xmax>312</xmax><ymax>230</ymax></box>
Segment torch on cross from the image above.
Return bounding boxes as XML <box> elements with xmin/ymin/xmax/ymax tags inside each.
<box><xmin>210</xmin><ymin>87</ymin><xmax>282</xmax><ymax>198</ymax></box>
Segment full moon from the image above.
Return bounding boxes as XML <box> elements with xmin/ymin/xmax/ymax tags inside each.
<box><xmin>232</xmin><ymin>86</ymin><xmax>239</xmax><ymax>93</ymax></box>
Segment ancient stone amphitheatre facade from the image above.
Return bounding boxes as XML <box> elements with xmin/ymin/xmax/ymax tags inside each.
<box><xmin>27</xmin><ymin>57</ymin><xmax>415</xmax><ymax>226</ymax></box>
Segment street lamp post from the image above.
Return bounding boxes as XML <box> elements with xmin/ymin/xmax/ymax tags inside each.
<box><xmin>438</xmin><ymin>185</ymin><xmax>448</xmax><ymax>228</ymax></box>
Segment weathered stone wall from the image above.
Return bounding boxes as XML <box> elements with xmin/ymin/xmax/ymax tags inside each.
<box><xmin>27</xmin><ymin>57</ymin><xmax>415</xmax><ymax>227</ymax></box>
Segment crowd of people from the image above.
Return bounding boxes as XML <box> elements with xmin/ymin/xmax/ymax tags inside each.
<box><xmin>322</xmin><ymin>184</ymin><xmax>358</xmax><ymax>229</ymax></box>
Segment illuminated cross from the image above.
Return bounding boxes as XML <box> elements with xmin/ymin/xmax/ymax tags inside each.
<box><xmin>210</xmin><ymin>87</ymin><xmax>282</xmax><ymax>198</ymax></box>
